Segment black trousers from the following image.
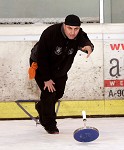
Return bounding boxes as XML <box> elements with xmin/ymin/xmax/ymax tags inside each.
<box><xmin>30</xmin><ymin>58</ymin><xmax>67</xmax><ymax>128</ymax></box>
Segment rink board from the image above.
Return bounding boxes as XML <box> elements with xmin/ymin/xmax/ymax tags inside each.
<box><xmin>0</xmin><ymin>100</ymin><xmax>124</xmax><ymax>119</ymax></box>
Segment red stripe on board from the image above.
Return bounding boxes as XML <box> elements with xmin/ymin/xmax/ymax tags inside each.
<box><xmin>104</xmin><ymin>80</ymin><xmax>124</xmax><ymax>87</ymax></box>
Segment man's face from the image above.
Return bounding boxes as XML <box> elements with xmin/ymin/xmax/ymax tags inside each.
<box><xmin>63</xmin><ymin>24</ymin><xmax>80</xmax><ymax>39</ymax></box>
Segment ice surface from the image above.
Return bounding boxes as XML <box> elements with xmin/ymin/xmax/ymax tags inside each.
<box><xmin>0</xmin><ymin>118</ymin><xmax>124</xmax><ymax>150</ymax></box>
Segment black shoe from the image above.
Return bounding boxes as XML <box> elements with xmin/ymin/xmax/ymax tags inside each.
<box><xmin>45</xmin><ymin>126</ymin><xmax>59</xmax><ymax>134</ymax></box>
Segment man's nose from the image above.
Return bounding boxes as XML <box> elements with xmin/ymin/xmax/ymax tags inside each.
<box><xmin>71</xmin><ymin>29</ymin><xmax>75</xmax><ymax>35</ymax></box>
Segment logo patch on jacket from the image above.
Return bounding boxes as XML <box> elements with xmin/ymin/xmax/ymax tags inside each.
<box><xmin>55</xmin><ymin>46</ymin><xmax>62</xmax><ymax>55</ymax></box>
<box><xmin>68</xmin><ymin>48</ymin><xmax>74</xmax><ymax>55</ymax></box>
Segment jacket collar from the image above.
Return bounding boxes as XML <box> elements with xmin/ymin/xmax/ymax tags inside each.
<box><xmin>61</xmin><ymin>23</ymin><xmax>67</xmax><ymax>39</ymax></box>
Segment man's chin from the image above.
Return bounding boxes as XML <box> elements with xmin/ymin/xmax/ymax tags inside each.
<box><xmin>68</xmin><ymin>36</ymin><xmax>75</xmax><ymax>40</ymax></box>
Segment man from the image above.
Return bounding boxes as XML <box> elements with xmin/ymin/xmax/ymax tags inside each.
<box><xmin>30</xmin><ymin>14</ymin><xmax>94</xmax><ymax>134</ymax></box>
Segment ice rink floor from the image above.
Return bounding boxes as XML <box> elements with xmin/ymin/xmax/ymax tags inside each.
<box><xmin>0</xmin><ymin>117</ymin><xmax>124</xmax><ymax>150</ymax></box>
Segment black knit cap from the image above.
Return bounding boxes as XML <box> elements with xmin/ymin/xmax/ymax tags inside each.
<box><xmin>65</xmin><ymin>14</ymin><xmax>81</xmax><ymax>26</ymax></box>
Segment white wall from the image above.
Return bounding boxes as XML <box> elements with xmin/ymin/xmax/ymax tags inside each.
<box><xmin>0</xmin><ymin>24</ymin><xmax>124</xmax><ymax>101</ymax></box>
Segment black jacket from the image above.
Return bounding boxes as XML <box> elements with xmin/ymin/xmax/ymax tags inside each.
<box><xmin>33</xmin><ymin>23</ymin><xmax>94</xmax><ymax>81</ymax></box>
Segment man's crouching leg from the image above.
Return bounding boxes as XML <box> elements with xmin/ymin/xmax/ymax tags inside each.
<box><xmin>36</xmin><ymin>90</ymin><xmax>59</xmax><ymax>134</ymax></box>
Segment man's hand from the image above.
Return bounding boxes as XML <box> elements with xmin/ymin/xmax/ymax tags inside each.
<box><xmin>82</xmin><ymin>46</ymin><xmax>92</xmax><ymax>58</ymax></box>
<box><xmin>44</xmin><ymin>79</ymin><xmax>56</xmax><ymax>92</ymax></box>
